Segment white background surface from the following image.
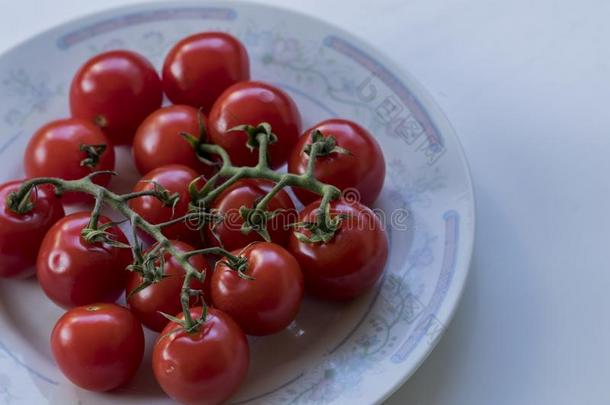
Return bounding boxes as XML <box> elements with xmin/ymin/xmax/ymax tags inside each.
<box><xmin>1</xmin><ymin>1</ymin><xmax>608</xmax><ymax>404</ymax></box>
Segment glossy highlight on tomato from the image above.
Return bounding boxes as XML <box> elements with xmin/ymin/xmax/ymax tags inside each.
<box><xmin>129</xmin><ymin>164</ymin><xmax>204</xmax><ymax>245</ymax></box>
<box><xmin>132</xmin><ymin>105</ymin><xmax>216</xmax><ymax>177</ymax></box>
<box><xmin>206</xmin><ymin>179</ymin><xmax>297</xmax><ymax>250</ymax></box>
<box><xmin>70</xmin><ymin>50</ymin><xmax>162</xmax><ymax>144</ymax></box>
<box><xmin>289</xmin><ymin>119</ymin><xmax>385</xmax><ymax>206</ymax></box>
<box><xmin>24</xmin><ymin>118</ymin><xmax>115</xmax><ymax>204</ymax></box>
<box><xmin>126</xmin><ymin>240</ymin><xmax>211</xmax><ymax>332</ymax></box>
<box><xmin>288</xmin><ymin>200</ymin><xmax>388</xmax><ymax>300</ymax></box>
<box><xmin>162</xmin><ymin>32</ymin><xmax>250</xmax><ymax>112</ymax></box>
<box><xmin>51</xmin><ymin>303</ymin><xmax>145</xmax><ymax>391</ymax></box>
<box><xmin>153</xmin><ymin>307</ymin><xmax>249</xmax><ymax>405</ymax></box>
<box><xmin>212</xmin><ymin>242</ymin><xmax>304</xmax><ymax>335</ymax></box>
<box><xmin>37</xmin><ymin>212</ymin><xmax>131</xmax><ymax>308</ymax></box>
<box><xmin>0</xmin><ymin>181</ymin><xmax>64</xmax><ymax>278</ymax></box>
<box><xmin>208</xmin><ymin>81</ymin><xmax>302</xmax><ymax>168</ymax></box>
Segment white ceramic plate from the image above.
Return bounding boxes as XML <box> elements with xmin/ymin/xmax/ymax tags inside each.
<box><xmin>0</xmin><ymin>2</ymin><xmax>474</xmax><ymax>404</ymax></box>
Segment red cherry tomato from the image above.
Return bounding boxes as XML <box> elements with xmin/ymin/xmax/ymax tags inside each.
<box><xmin>288</xmin><ymin>200</ymin><xmax>388</xmax><ymax>300</ymax></box>
<box><xmin>37</xmin><ymin>212</ymin><xmax>131</xmax><ymax>308</ymax></box>
<box><xmin>211</xmin><ymin>242</ymin><xmax>303</xmax><ymax>335</ymax></box>
<box><xmin>69</xmin><ymin>50</ymin><xmax>162</xmax><ymax>144</ymax></box>
<box><xmin>132</xmin><ymin>105</ymin><xmax>217</xmax><ymax>177</ymax></box>
<box><xmin>208</xmin><ymin>81</ymin><xmax>302</xmax><ymax>168</ymax></box>
<box><xmin>51</xmin><ymin>303</ymin><xmax>144</xmax><ymax>391</ymax></box>
<box><xmin>288</xmin><ymin>119</ymin><xmax>385</xmax><ymax>206</ymax></box>
<box><xmin>0</xmin><ymin>181</ymin><xmax>64</xmax><ymax>278</ymax></box>
<box><xmin>206</xmin><ymin>179</ymin><xmax>296</xmax><ymax>250</ymax></box>
<box><xmin>162</xmin><ymin>32</ymin><xmax>249</xmax><ymax>112</ymax></box>
<box><xmin>153</xmin><ymin>307</ymin><xmax>249</xmax><ymax>405</ymax></box>
<box><xmin>24</xmin><ymin>118</ymin><xmax>115</xmax><ymax>204</ymax></box>
<box><xmin>129</xmin><ymin>165</ymin><xmax>203</xmax><ymax>246</ymax></box>
<box><xmin>126</xmin><ymin>240</ymin><xmax>211</xmax><ymax>332</ymax></box>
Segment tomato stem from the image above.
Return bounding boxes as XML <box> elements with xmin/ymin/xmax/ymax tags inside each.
<box><xmin>305</xmin><ymin>142</ymin><xmax>322</xmax><ymax>177</ymax></box>
<box><xmin>180</xmin><ymin>272</ymin><xmax>197</xmax><ymax>331</ymax></box>
<box><xmin>130</xmin><ymin>216</ymin><xmax>144</xmax><ymax>264</ymax></box>
<box><xmin>120</xmin><ymin>189</ymin><xmax>169</xmax><ymax>202</ymax></box>
<box><xmin>85</xmin><ymin>192</ymin><xmax>104</xmax><ymax>230</ymax></box>
<box><xmin>256</xmin><ymin>130</ymin><xmax>270</xmax><ymax>169</ymax></box>
<box><xmin>183</xmin><ymin>247</ymin><xmax>237</xmax><ymax>261</ymax></box>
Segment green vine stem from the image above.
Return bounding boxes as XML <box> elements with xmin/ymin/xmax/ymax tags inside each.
<box><xmin>194</xmin><ymin>124</ymin><xmax>342</xmax><ymax>241</ymax></box>
<box><xmin>5</xmin><ymin>122</ymin><xmax>346</xmax><ymax>332</ymax></box>
<box><xmin>6</xmin><ymin>174</ymin><xmax>235</xmax><ymax>331</ymax></box>
<box><xmin>196</xmin><ymin>134</ymin><xmax>340</xmax><ymax>207</ymax></box>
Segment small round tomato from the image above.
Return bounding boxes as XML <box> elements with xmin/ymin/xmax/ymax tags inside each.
<box><xmin>288</xmin><ymin>200</ymin><xmax>388</xmax><ymax>300</ymax></box>
<box><xmin>69</xmin><ymin>50</ymin><xmax>162</xmax><ymax>144</ymax></box>
<box><xmin>153</xmin><ymin>307</ymin><xmax>249</xmax><ymax>405</ymax></box>
<box><xmin>0</xmin><ymin>181</ymin><xmax>64</xmax><ymax>278</ymax></box>
<box><xmin>288</xmin><ymin>119</ymin><xmax>385</xmax><ymax>206</ymax></box>
<box><xmin>132</xmin><ymin>105</ymin><xmax>217</xmax><ymax>176</ymax></box>
<box><xmin>37</xmin><ymin>212</ymin><xmax>131</xmax><ymax>308</ymax></box>
<box><xmin>162</xmin><ymin>32</ymin><xmax>249</xmax><ymax>112</ymax></box>
<box><xmin>51</xmin><ymin>303</ymin><xmax>144</xmax><ymax>391</ymax></box>
<box><xmin>211</xmin><ymin>242</ymin><xmax>303</xmax><ymax>335</ymax></box>
<box><xmin>206</xmin><ymin>179</ymin><xmax>296</xmax><ymax>250</ymax></box>
<box><xmin>24</xmin><ymin>118</ymin><xmax>115</xmax><ymax>204</ymax></box>
<box><xmin>208</xmin><ymin>81</ymin><xmax>301</xmax><ymax>168</ymax></box>
<box><xmin>129</xmin><ymin>165</ymin><xmax>203</xmax><ymax>246</ymax></box>
<box><xmin>126</xmin><ymin>240</ymin><xmax>211</xmax><ymax>332</ymax></box>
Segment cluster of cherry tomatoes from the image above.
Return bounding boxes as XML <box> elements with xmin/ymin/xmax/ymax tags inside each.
<box><xmin>0</xmin><ymin>32</ymin><xmax>387</xmax><ymax>404</ymax></box>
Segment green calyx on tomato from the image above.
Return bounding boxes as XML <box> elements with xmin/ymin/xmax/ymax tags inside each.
<box><xmin>126</xmin><ymin>243</ymin><xmax>170</xmax><ymax>299</ymax></box>
<box><xmin>93</xmin><ymin>114</ymin><xmax>108</xmax><ymax>128</ymax></box>
<box><xmin>138</xmin><ymin>179</ymin><xmax>181</xmax><ymax>209</ymax></box>
<box><xmin>238</xmin><ymin>204</ymin><xmax>286</xmax><ymax>243</ymax></box>
<box><xmin>291</xmin><ymin>197</ymin><xmax>348</xmax><ymax>244</ymax></box>
<box><xmin>80</xmin><ymin>220</ymin><xmax>131</xmax><ymax>249</ymax></box>
<box><xmin>303</xmin><ymin>129</ymin><xmax>352</xmax><ymax>158</ymax></box>
<box><xmin>179</xmin><ymin>108</ymin><xmax>220</xmax><ymax>168</ymax></box>
<box><xmin>79</xmin><ymin>143</ymin><xmax>108</xmax><ymax>168</ymax></box>
<box><xmin>228</xmin><ymin>121</ymin><xmax>278</xmax><ymax>152</ymax></box>
<box><xmin>6</xmin><ymin>187</ymin><xmax>36</xmax><ymax>214</ymax></box>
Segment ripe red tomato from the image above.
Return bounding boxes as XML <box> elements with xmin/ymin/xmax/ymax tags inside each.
<box><xmin>288</xmin><ymin>200</ymin><xmax>388</xmax><ymax>300</ymax></box>
<box><xmin>51</xmin><ymin>303</ymin><xmax>144</xmax><ymax>391</ymax></box>
<box><xmin>132</xmin><ymin>105</ymin><xmax>217</xmax><ymax>177</ymax></box>
<box><xmin>208</xmin><ymin>81</ymin><xmax>302</xmax><ymax>168</ymax></box>
<box><xmin>129</xmin><ymin>165</ymin><xmax>203</xmax><ymax>246</ymax></box>
<box><xmin>24</xmin><ymin>118</ymin><xmax>115</xmax><ymax>204</ymax></box>
<box><xmin>205</xmin><ymin>179</ymin><xmax>296</xmax><ymax>250</ymax></box>
<box><xmin>162</xmin><ymin>32</ymin><xmax>250</xmax><ymax>112</ymax></box>
<box><xmin>0</xmin><ymin>180</ymin><xmax>64</xmax><ymax>278</ymax></box>
<box><xmin>153</xmin><ymin>307</ymin><xmax>249</xmax><ymax>405</ymax></box>
<box><xmin>211</xmin><ymin>242</ymin><xmax>303</xmax><ymax>335</ymax></box>
<box><xmin>69</xmin><ymin>50</ymin><xmax>162</xmax><ymax>144</ymax></box>
<box><xmin>126</xmin><ymin>240</ymin><xmax>211</xmax><ymax>332</ymax></box>
<box><xmin>288</xmin><ymin>119</ymin><xmax>385</xmax><ymax>206</ymax></box>
<box><xmin>37</xmin><ymin>212</ymin><xmax>131</xmax><ymax>308</ymax></box>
